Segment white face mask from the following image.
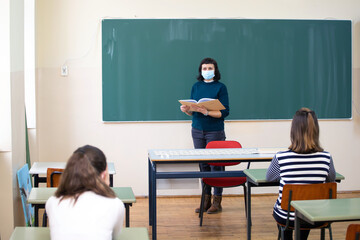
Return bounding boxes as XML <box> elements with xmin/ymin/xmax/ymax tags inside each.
<box><xmin>201</xmin><ymin>70</ymin><xmax>215</xmax><ymax>80</ymax></box>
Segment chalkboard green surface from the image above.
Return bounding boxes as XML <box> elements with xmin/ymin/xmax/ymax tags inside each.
<box><xmin>102</xmin><ymin>19</ymin><xmax>351</xmax><ymax>121</ymax></box>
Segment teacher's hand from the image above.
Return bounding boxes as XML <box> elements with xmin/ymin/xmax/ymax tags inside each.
<box><xmin>180</xmin><ymin>105</ymin><xmax>193</xmax><ymax>116</ymax></box>
<box><xmin>180</xmin><ymin>105</ymin><xmax>191</xmax><ymax>113</ymax></box>
<box><xmin>192</xmin><ymin>105</ymin><xmax>208</xmax><ymax>115</ymax></box>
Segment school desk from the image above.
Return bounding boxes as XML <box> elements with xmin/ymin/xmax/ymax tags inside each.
<box><xmin>243</xmin><ymin>168</ymin><xmax>345</xmax><ymax>240</ymax></box>
<box><xmin>10</xmin><ymin>227</ymin><xmax>149</xmax><ymax>240</ymax></box>
<box><xmin>29</xmin><ymin>162</ymin><xmax>116</xmax><ymax>187</ymax></box>
<box><xmin>27</xmin><ymin>187</ymin><xmax>135</xmax><ymax>227</ymax></box>
<box><xmin>291</xmin><ymin>198</ymin><xmax>360</xmax><ymax>240</ymax></box>
<box><xmin>148</xmin><ymin>148</ymin><xmax>283</xmax><ymax>240</ymax></box>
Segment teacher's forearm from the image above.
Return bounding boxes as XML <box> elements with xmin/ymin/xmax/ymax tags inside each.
<box><xmin>208</xmin><ymin>110</ymin><xmax>222</xmax><ymax>118</ymax></box>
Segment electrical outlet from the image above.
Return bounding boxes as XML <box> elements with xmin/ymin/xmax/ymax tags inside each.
<box><xmin>61</xmin><ymin>65</ymin><xmax>68</xmax><ymax>76</ymax></box>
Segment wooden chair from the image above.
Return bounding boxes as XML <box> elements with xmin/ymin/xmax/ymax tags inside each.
<box><xmin>199</xmin><ymin>140</ymin><xmax>248</xmax><ymax>226</ymax></box>
<box><xmin>277</xmin><ymin>182</ymin><xmax>337</xmax><ymax>240</ymax></box>
<box><xmin>43</xmin><ymin>168</ymin><xmax>64</xmax><ymax>226</ymax></box>
<box><xmin>46</xmin><ymin>168</ymin><xmax>64</xmax><ymax>187</ymax></box>
<box><xmin>346</xmin><ymin>224</ymin><xmax>360</xmax><ymax>240</ymax></box>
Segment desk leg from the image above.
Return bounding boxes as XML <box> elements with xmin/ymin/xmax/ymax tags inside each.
<box><xmin>294</xmin><ymin>210</ymin><xmax>300</xmax><ymax>240</ymax></box>
<box><xmin>110</xmin><ymin>175</ymin><xmax>113</xmax><ymax>187</ymax></box>
<box><xmin>148</xmin><ymin>158</ymin><xmax>153</xmax><ymax>226</ymax></box>
<box><xmin>246</xmin><ymin>180</ymin><xmax>252</xmax><ymax>240</ymax></box>
<box><xmin>125</xmin><ymin>203</ymin><xmax>131</xmax><ymax>227</ymax></box>
<box><xmin>151</xmin><ymin>162</ymin><xmax>157</xmax><ymax>240</ymax></box>
<box><xmin>34</xmin><ymin>204</ymin><xmax>39</xmax><ymax>226</ymax></box>
<box><xmin>33</xmin><ymin>174</ymin><xmax>39</xmax><ymax>187</ymax></box>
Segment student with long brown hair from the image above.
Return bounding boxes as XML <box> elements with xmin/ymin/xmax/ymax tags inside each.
<box><xmin>45</xmin><ymin>145</ymin><xmax>124</xmax><ymax>240</ymax></box>
<box><xmin>266</xmin><ymin>107</ymin><xmax>336</xmax><ymax>240</ymax></box>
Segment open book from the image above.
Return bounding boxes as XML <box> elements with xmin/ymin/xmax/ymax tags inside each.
<box><xmin>179</xmin><ymin>98</ymin><xmax>225</xmax><ymax>111</ymax></box>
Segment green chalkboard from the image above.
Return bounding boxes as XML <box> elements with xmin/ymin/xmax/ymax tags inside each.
<box><xmin>102</xmin><ymin>19</ymin><xmax>351</xmax><ymax>121</ymax></box>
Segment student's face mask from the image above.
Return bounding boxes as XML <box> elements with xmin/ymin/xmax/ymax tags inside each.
<box><xmin>202</xmin><ymin>70</ymin><xmax>215</xmax><ymax>80</ymax></box>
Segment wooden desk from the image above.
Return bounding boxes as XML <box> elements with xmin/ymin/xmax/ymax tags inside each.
<box><xmin>292</xmin><ymin>198</ymin><xmax>360</xmax><ymax>240</ymax></box>
<box><xmin>244</xmin><ymin>168</ymin><xmax>345</xmax><ymax>240</ymax></box>
<box><xmin>10</xmin><ymin>227</ymin><xmax>149</xmax><ymax>240</ymax></box>
<box><xmin>27</xmin><ymin>187</ymin><xmax>136</xmax><ymax>227</ymax></box>
<box><xmin>148</xmin><ymin>148</ymin><xmax>281</xmax><ymax>240</ymax></box>
<box><xmin>29</xmin><ymin>162</ymin><xmax>116</xmax><ymax>187</ymax></box>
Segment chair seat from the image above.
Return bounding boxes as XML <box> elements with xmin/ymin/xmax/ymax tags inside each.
<box><xmin>276</xmin><ymin>221</ymin><xmax>329</xmax><ymax>230</ymax></box>
<box><xmin>346</xmin><ymin>224</ymin><xmax>360</xmax><ymax>240</ymax></box>
<box><xmin>203</xmin><ymin>177</ymin><xmax>247</xmax><ymax>187</ymax></box>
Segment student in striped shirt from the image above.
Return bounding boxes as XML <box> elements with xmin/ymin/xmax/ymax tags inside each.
<box><xmin>266</xmin><ymin>107</ymin><xmax>336</xmax><ymax>240</ymax></box>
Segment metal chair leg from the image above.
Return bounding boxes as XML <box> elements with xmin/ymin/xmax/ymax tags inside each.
<box><xmin>42</xmin><ymin>211</ymin><xmax>47</xmax><ymax>227</ymax></box>
<box><xmin>320</xmin><ymin>228</ymin><xmax>325</xmax><ymax>240</ymax></box>
<box><xmin>328</xmin><ymin>224</ymin><xmax>333</xmax><ymax>240</ymax></box>
<box><xmin>243</xmin><ymin>184</ymin><xmax>247</xmax><ymax>219</ymax></box>
<box><xmin>280</xmin><ymin>227</ymin><xmax>285</xmax><ymax>240</ymax></box>
<box><xmin>277</xmin><ymin>225</ymin><xmax>281</xmax><ymax>240</ymax></box>
<box><xmin>199</xmin><ymin>184</ymin><xmax>206</xmax><ymax>226</ymax></box>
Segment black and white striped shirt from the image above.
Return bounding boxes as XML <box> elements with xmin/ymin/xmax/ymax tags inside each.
<box><xmin>266</xmin><ymin>150</ymin><xmax>336</xmax><ymax>221</ymax></box>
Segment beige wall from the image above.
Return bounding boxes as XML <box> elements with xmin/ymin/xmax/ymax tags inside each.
<box><xmin>0</xmin><ymin>0</ymin><xmax>26</xmax><ymax>239</ymax></box>
<box><xmin>10</xmin><ymin>0</ymin><xmax>27</xmax><ymax>232</ymax></box>
<box><xmin>0</xmin><ymin>152</ymin><xmax>13</xmax><ymax>239</ymax></box>
<box><xmin>0</xmin><ymin>0</ymin><xmax>11</xmax><ymax>152</ymax></box>
<box><xmin>34</xmin><ymin>0</ymin><xmax>360</xmax><ymax>197</ymax></box>
<box><xmin>0</xmin><ymin>0</ymin><xmax>13</xmax><ymax>235</ymax></box>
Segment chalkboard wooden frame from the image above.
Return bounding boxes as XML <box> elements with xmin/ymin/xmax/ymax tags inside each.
<box><xmin>102</xmin><ymin>19</ymin><xmax>352</xmax><ymax>121</ymax></box>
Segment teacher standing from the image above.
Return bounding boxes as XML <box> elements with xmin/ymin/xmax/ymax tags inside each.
<box><xmin>180</xmin><ymin>57</ymin><xmax>230</xmax><ymax>214</ymax></box>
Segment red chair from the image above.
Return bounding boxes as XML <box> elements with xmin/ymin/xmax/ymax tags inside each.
<box><xmin>199</xmin><ymin>140</ymin><xmax>248</xmax><ymax>226</ymax></box>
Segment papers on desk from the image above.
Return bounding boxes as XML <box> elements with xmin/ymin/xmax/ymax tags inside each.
<box><xmin>153</xmin><ymin>148</ymin><xmax>258</xmax><ymax>158</ymax></box>
<box><xmin>153</xmin><ymin>148</ymin><xmax>287</xmax><ymax>158</ymax></box>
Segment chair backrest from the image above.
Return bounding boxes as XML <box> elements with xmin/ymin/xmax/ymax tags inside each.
<box><xmin>16</xmin><ymin>164</ymin><xmax>35</xmax><ymax>226</ymax></box>
<box><xmin>206</xmin><ymin>140</ymin><xmax>242</xmax><ymax>166</ymax></box>
<box><xmin>346</xmin><ymin>224</ymin><xmax>360</xmax><ymax>240</ymax></box>
<box><xmin>281</xmin><ymin>182</ymin><xmax>337</xmax><ymax>212</ymax></box>
<box><xmin>46</xmin><ymin>168</ymin><xmax>64</xmax><ymax>187</ymax></box>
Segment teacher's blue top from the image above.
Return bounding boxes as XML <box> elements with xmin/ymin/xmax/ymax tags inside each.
<box><xmin>190</xmin><ymin>81</ymin><xmax>229</xmax><ymax>131</ymax></box>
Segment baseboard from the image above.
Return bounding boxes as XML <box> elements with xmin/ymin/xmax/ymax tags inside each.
<box><xmin>134</xmin><ymin>190</ymin><xmax>360</xmax><ymax>199</ymax></box>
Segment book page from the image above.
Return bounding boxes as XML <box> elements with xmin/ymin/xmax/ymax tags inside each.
<box><xmin>179</xmin><ymin>99</ymin><xmax>197</xmax><ymax>103</ymax></box>
<box><xmin>198</xmin><ymin>98</ymin><xmax>215</xmax><ymax>103</ymax></box>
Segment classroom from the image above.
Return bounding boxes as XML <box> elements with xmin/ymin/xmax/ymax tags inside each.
<box><xmin>1</xmin><ymin>0</ymin><xmax>360</xmax><ymax>239</ymax></box>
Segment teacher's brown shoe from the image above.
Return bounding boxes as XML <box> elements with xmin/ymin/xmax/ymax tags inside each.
<box><xmin>195</xmin><ymin>194</ymin><xmax>211</xmax><ymax>213</ymax></box>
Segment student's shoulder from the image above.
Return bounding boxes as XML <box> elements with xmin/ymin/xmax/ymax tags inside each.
<box><xmin>101</xmin><ymin>196</ymin><xmax>125</xmax><ymax>214</ymax></box>
<box><xmin>275</xmin><ymin>150</ymin><xmax>293</xmax><ymax>157</ymax></box>
<box><xmin>320</xmin><ymin>150</ymin><xmax>331</xmax><ymax>158</ymax></box>
<box><xmin>45</xmin><ymin>195</ymin><xmax>60</xmax><ymax>209</ymax></box>
<box><xmin>88</xmin><ymin>191</ymin><xmax>123</xmax><ymax>205</ymax></box>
